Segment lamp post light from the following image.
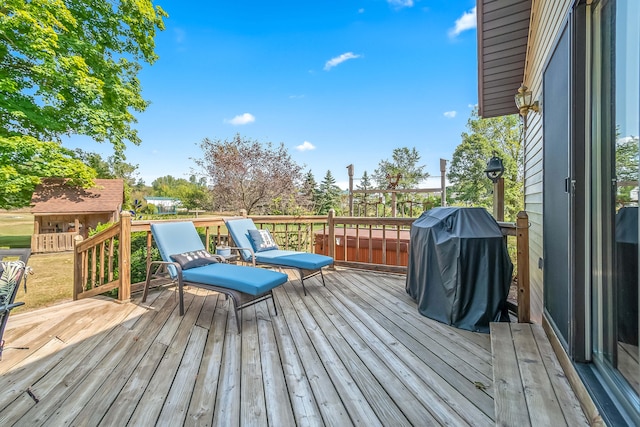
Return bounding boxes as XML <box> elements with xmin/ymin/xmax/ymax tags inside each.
<box><xmin>485</xmin><ymin>154</ymin><xmax>505</xmax><ymax>221</ymax></box>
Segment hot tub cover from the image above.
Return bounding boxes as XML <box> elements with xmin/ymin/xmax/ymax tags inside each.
<box><xmin>406</xmin><ymin>207</ymin><xmax>513</xmax><ymax>333</ymax></box>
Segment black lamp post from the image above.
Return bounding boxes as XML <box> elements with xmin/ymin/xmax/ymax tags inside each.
<box><xmin>484</xmin><ymin>155</ymin><xmax>505</xmax><ymax>183</ymax></box>
<box><xmin>485</xmin><ymin>154</ymin><xmax>505</xmax><ymax>221</ymax></box>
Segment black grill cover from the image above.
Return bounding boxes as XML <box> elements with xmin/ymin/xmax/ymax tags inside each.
<box><xmin>616</xmin><ymin>207</ymin><xmax>638</xmax><ymax>345</ymax></box>
<box><xmin>406</xmin><ymin>207</ymin><xmax>513</xmax><ymax>333</ymax></box>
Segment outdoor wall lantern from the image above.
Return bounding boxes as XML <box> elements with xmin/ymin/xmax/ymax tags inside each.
<box><xmin>484</xmin><ymin>154</ymin><xmax>505</xmax><ymax>183</ymax></box>
<box><xmin>514</xmin><ymin>84</ymin><xmax>539</xmax><ymax>117</ymax></box>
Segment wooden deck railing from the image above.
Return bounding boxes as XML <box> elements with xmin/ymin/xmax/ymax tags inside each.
<box><xmin>72</xmin><ymin>210</ymin><xmax>530</xmax><ymax>322</ymax></box>
<box><xmin>73</xmin><ymin>212</ymin><xmax>131</xmax><ymax>302</ymax></box>
<box><xmin>31</xmin><ymin>232</ymin><xmax>77</xmax><ymax>253</ymax></box>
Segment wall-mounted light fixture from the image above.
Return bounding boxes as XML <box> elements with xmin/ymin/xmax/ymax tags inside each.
<box><xmin>515</xmin><ymin>84</ymin><xmax>539</xmax><ymax>117</ymax></box>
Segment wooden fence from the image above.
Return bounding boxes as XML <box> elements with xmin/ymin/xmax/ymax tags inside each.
<box><xmin>72</xmin><ymin>210</ymin><xmax>530</xmax><ymax>322</ymax></box>
<box><xmin>31</xmin><ymin>232</ymin><xmax>77</xmax><ymax>253</ymax></box>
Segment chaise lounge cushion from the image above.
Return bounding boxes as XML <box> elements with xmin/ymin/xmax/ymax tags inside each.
<box><xmin>182</xmin><ymin>262</ymin><xmax>286</xmax><ymax>295</ymax></box>
<box><xmin>253</xmin><ymin>250</ymin><xmax>333</xmax><ymax>270</ymax></box>
<box><xmin>226</xmin><ymin>218</ymin><xmax>333</xmax><ymax>269</ymax></box>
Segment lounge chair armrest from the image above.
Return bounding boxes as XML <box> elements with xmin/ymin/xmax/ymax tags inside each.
<box><xmin>0</xmin><ymin>301</ymin><xmax>25</xmax><ymax>313</ymax></box>
<box><xmin>228</xmin><ymin>246</ymin><xmax>256</xmax><ymax>266</ymax></box>
<box><xmin>143</xmin><ymin>260</ymin><xmax>185</xmax><ymax>304</ymax></box>
<box><xmin>146</xmin><ymin>260</ymin><xmax>184</xmax><ymax>280</ymax></box>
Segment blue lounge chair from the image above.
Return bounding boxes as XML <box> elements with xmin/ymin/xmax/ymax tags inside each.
<box><xmin>142</xmin><ymin>221</ymin><xmax>289</xmax><ymax>331</ymax></box>
<box><xmin>225</xmin><ymin>218</ymin><xmax>334</xmax><ymax>295</ymax></box>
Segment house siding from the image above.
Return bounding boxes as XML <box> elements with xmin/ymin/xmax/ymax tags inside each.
<box><xmin>522</xmin><ymin>0</ymin><xmax>573</xmax><ymax>322</ymax></box>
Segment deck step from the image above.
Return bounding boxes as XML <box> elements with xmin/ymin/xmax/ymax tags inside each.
<box><xmin>490</xmin><ymin>322</ymin><xmax>588</xmax><ymax>427</ymax></box>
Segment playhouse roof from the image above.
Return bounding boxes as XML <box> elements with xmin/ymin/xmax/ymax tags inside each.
<box><xmin>30</xmin><ymin>178</ymin><xmax>124</xmax><ymax>215</ymax></box>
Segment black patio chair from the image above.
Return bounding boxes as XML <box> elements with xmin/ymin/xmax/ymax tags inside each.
<box><xmin>0</xmin><ymin>260</ymin><xmax>29</xmax><ymax>360</ymax></box>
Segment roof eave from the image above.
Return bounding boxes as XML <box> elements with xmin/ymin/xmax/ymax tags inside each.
<box><xmin>477</xmin><ymin>0</ymin><xmax>532</xmax><ymax>118</ymax></box>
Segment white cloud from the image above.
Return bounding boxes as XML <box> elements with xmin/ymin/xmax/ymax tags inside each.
<box><xmin>289</xmin><ymin>94</ymin><xmax>305</xmax><ymax>99</ymax></box>
<box><xmin>387</xmin><ymin>0</ymin><xmax>414</xmax><ymax>9</ymax></box>
<box><xmin>225</xmin><ymin>113</ymin><xmax>255</xmax><ymax>125</ymax></box>
<box><xmin>449</xmin><ymin>7</ymin><xmax>477</xmax><ymax>38</ymax></box>
<box><xmin>444</xmin><ymin>111</ymin><xmax>457</xmax><ymax>118</ymax></box>
<box><xmin>174</xmin><ymin>28</ymin><xmax>186</xmax><ymax>44</ymax></box>
<box><xmin>295</xmin><ymin>141</ymin><xmax>316</xmax><ymax>152</ymax></box>
<box><xmin>324</xmin><ymin>52</ymin><xmax>362</xmax><ymax>71</ymax></box>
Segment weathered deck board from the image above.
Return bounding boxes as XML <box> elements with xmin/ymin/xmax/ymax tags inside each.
<box><xmin>491</xmin><ymin>322</ymin><xmax>589</xmax><ymax>427</ymax></box>
<box><xmin>0</xmin><ymin>268</ymin><xmax>585</xmax><ymax>426</ymax></box>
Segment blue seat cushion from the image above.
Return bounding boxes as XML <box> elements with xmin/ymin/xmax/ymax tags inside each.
<box><xmin>182</xmin><ymin>263</ymin><xmax>288</xmax><ymax>296</ymax></box>
<box><xmin>254</xmin><ymin>250</ymin><xmax>333</xmax><ymax>270</ymax></box>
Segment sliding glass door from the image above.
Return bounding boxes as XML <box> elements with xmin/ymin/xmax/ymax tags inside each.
<box><xmin>591</xmin><ymin>0</ymin><xmax>639</xmax><ymax>418</ymax></box>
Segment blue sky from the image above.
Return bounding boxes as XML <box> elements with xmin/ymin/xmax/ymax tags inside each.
<box><xmin>66</xmin><ymin>0</ymin><xmax>479</xmax><ymax>189</ymax></box>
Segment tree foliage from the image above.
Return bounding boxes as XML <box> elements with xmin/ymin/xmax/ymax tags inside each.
<box><xmin>300</xmin><ymin>170</ymin><xmax>319</xmax><ymax>214</ymax></box>
<box><xmin>74</xmin><ymin>149</ymin><xmax>138</xmax><ymax>184</ymax></box>
<box><xmin>372</xmin><ymin>147</ymin><xmax>429</xmax><ymax>189</ymax></box>
<box><xmin>74</xmin><ymin>148</ymin><xmax>139</xmax><ymax>208</ymax></box>
<box><xmin>195</xmin><ymin>134</ymin><xmax>304</xmax><ymax>215</ymax></box>
<box><xmin>1</xmin><ymin>0</ymin><xmax>166</xmax><ymax>154</ymax></box>
<box><xmin>0</xmin><ymin>136</ymin><xmax>96</xmax><ymax>209</ymax></box>
<box><xmin>355</xmin><ymin>170</ymin><xmax>376</xmax><ymax>215</ymax></box>
<box><xmin>0</xmin><ymin>1</ymin><xmax>166</xmax><ymax>209</ymax></box>
<box><xmin>150</xmin><ymin>175</ymin><xmax>212</xmax><ymax>211</ymax></box>
<box><xmin>316</xmin><ymin>170</ymin><xmax>342</xmax><ymax>215</ymax></box>
<box><xmin>448</xmin><ymin>109</ymin><xmax>523</xmax><ymax>220</ymax></box>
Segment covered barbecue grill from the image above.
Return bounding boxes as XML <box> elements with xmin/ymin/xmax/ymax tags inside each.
<box><xmin>406</xmin><ymin>207</ymin><xmax>513</xmax><ymax>333</ymax></box>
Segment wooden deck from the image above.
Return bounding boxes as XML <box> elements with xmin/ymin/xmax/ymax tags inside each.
<box><xmin>0</xmin><ymin>268</ymin><xmax>584</xmax><ymax>426</ymax></box>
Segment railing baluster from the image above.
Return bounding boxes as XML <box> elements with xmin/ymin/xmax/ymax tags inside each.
<box><xmin>382</xmin><ymin>225</ymin><xmax>388</xmax><ymax>265</ymax></box>
<box><xmin>100</xmin><ymin>241</ymin><xmax>106</xmax><ymax>286</ymax></box>
<box><xmin>368</xmin><ymin>225</ymin><xmax>373</xmax><ymax>264</ymax></box>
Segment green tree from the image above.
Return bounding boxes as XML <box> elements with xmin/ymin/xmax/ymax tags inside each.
<box><xmin>148</xmin><ymin>174</ymin><xmax>212</xmax><ymax>211</ymax></box>
<box><xmin>181</xmin><ymin>175</ymin><xmax>212</xmax><ymax>211</ymax></box>
<box><xmin>1</xmin><ymin>1</ymin><xmax>166</xmax><ymax>154</ymax></box>
<box><xmin>300</xmin><ymin>170</ymin><xmax>319</xmax><ymax>214</ymax></box>
<box><xmin>317</xmin><ymin>170</ymin><xmax>342</xmax><ymax>215</ymax></box>
<box><xmin>448</xmin><ymin>109</ymin><xmax>523</xmax><ymax>220</ymax></box>
<box><xmin>615</xmin><ymin>135</ymin><xmax>639</xmax><ymax>207</ymax></box>
<box><xmin>151</xmin><ymin>175</ymin><xmax>186</xmax><ymax>197</ymax></box>
<box><xmin>355</xmin><ymin>170</ymin><xmax>376</xmax><ymax>216</ymax></box>
<box><xmin>0</xmin><ymin>136</ymin><xmax>95</xmax><ymax>209</ymax></box>
<box><xmin>372</xmin><ymin>147</ymin><xmax>429</xmax><ymax>189</ymax></box>
<box><xmin>0</xmin><ymin>1</ymin><xmax>166</xmax><ymax>209</ymax></box>
<box><xmin>195</xmin><ymin>134</ymin><xmax>304</xmax><ymax>215</ymax></box>
<box><xmin>74</xmin><ymin>148</ymin><xmax>139</xmax><ymax>208</ymax></box>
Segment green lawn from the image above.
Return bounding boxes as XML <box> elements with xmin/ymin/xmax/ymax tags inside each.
<box><xmin>0</xmin><ymin>210</ymin><xmax>74</xmax><ymax>312</ymax></box>
<box><xmin>0</xmin><ymin>210</ymin><xmax>33</xmax><ymax>248</ymax></box>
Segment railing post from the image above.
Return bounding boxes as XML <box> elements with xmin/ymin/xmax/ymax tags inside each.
<box><xmin>328</xmin><ymin>209</ymin><xmax>336</xmax><ymax>269</ymax></box>
<box><xmin>73</xmin><ymin>235</ymin><xmax>84</xmax><ymax>300</ymax></box>
<box><xmin>119</xmin><ymin>211</ymin><xmax>132</xmax><ymax>303</ymax></box>
<box><xmin>516</xmin><ymin>211</ymin><xmax>530</xmax><ymax>323</ymax></box>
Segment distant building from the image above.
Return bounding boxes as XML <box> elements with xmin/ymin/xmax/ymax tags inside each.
<box><xmin>144</xmin><ymin>196</ymin><xmax>181</xmax><ymax>214</ymax></box>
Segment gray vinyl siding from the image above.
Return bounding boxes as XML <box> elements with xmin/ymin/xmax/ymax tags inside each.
<box><xmin>522</xmin><ymin>0</ymin><xmax>573</xmax><ymax>323</ymax></box>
